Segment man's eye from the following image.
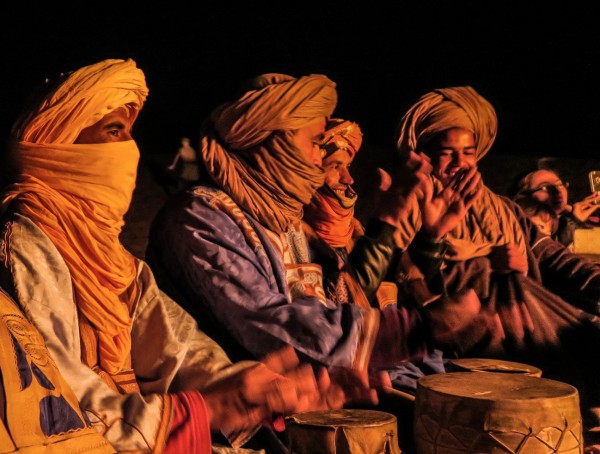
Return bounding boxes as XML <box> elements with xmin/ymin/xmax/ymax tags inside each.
<box><xmin>108</xmin><ymin>129</ymin><xmax>119</xmax><ymax>136</ymax></box>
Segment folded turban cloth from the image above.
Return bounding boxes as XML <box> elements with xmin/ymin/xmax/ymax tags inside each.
<box><xmin>321</xmin><ymin>118</ymin><xmax>363</xmax><ymax>160</ymax></box>
<box><xmin>395</xmin><ymin>85</ymin><xmax>497</xmax><ymax>161</ymax></box>
<box><xmin>202</xmin><ymin>73</ymin><xmax>338</xmax><ymax>233</ymax></box>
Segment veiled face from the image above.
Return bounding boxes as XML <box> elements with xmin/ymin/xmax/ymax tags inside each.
<box><xmin>427</xmin><ymin>127</ymin><xmax>477</xmax><ymax>186</ymax></box>
<box><xmin>75</xmin><ymin>107</ymin><xmax>133</xmax><ymax>144</ymax></box>
<box><xmin>292</xmin><ymin>117</ymin><xmax>327</xmax><ymax>167</ymax></box>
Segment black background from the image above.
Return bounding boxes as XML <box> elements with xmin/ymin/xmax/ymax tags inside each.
<box><xmin>2</xmin><ymin>3</ymin><xmax>600</xmax><ymax>159</ymax></box>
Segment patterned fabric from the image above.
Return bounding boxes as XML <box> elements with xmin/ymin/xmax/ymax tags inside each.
<box><xmin>320</xmin><ymin>118</ymin><xmax>363</xmax><ymax>160</ymax></box>
<box><xmin>146</xmin><ymin>186</ymin><xmax>379</xmax><ymax>373</ymax></box>
<box><xmin>0</xmin><ymin>287</ymin><xmax>115</xmax><ymax>453</ymax></box>
<box><xmin>264</xmin><ymin>223</ymin><xmax>327</xmax><ymax>304</ymax></box>
<box><xmin>0</xmin><ymin>213</ymin><xmax>243</xmax><ymax>452</ymax></box>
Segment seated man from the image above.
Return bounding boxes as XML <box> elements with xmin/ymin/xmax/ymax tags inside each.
<box><xmin>145</xmin><ymin>73</ymin><xmax>489</xmax><ymax>438</ymax></box>
<box><xmin>0</xmin><ymin>58</ymin><xmax>345</xmax><ymax>454</ymax></box>
<box><xmin>393</xmin><ymin>84</ymin><xmax>600</xmax><ymax>448</ymax></box>
<box><xmin>302</xmin><ymin>118</ymin><xmax>459</xmax><ymax>394</ymax></box>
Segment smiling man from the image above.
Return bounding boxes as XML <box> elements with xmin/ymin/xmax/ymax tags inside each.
<box><xmin>394</xmin><ymin>85</ymin><xmax>600</xmax><ymax>450</ymax></box>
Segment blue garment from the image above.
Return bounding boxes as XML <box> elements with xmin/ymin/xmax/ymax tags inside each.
<box><xmin>147</xmin><ymin>186</ymin><xmax>368</xmax><ymax>368</ymax></box>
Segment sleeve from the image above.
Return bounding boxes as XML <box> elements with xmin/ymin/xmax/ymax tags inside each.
<box><xmin>165</xmin><ymin>391</ymin><xmax>211</xmax><ymax>454</ymax></box>
<box><xmin>147</xmin><ymin>190</ymin><xmax>371</xmax><ymax>369</ymax></box>
<box><xmin>346</xmin><ymin>219</ymin><xmax>397</xmax><ymax>302</ymax></box>
<box><xmin>554</xmin><ymin>211</ymin><xmax>584</xmax><ymax>248</ymax></box>
<box><xmin>0</xmin><ymin>214</ymin><xmax>247</xmax><ymax>452</ymax></box>
<box><xmin>508</xmin><ymin>198</ymin><xmax>600</xmax><ymax>315</ymax></box>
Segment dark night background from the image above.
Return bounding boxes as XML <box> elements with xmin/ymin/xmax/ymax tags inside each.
<box><xmin>2</xmin><ymin>3</ymin><xmax>600</xmax><ymax>256</ymax></box>
<box><xmin>3</xmin><ymin>3</ymin><xmax>600</xmax><ymax>157</ymax></box>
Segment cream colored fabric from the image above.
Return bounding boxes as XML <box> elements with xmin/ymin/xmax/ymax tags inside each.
<box><xmin>2</xmin><ymin>214</ymin><xmax>245</xmax><ymax>452</ymax></box>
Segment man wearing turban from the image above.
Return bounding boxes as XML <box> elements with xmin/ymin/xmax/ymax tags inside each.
<box><xmin>394</xmin><ymin>85</ymin><xmax>600</xmax><ymax>448</ymax></box>
<box><xmin>147</xmin><ymin>74</ymin><xmax>489</xmax><ymax>454</ymax></box>
<box><xmin>0</xmin><ymin>59</ymin><xmax>340</xmax><ymax>454</ymax></box>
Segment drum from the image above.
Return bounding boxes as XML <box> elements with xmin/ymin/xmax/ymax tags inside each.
<box><xmin>285</xmin><ymin>409</ymin><xmax>401</xmax><ymax>454</ymax></box>
<box><xmin>446</xmin><ymin>358</ymin><xmax>543</xmax><ymax>377</ymax></box>
<box><xmin>414</xmin><ymin>372</ymin><xmax>582</xmax><ymax>453</ymax></box>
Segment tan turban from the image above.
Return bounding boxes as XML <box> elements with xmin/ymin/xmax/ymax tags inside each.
<box><xmin>2</xmin><ymin>58</ymin><xmax>148</xmax><ymax>377</ymax></box>
<box><xmin>396</xmin><ymin>85</ymin><xmax>497</xmax><ymax>161</ymax></box>
<box><xmin>202</xmin><ymin>73</ymin><xmax>338</xmax><ymax>233</ymax></box>
<box><xmin>321</xmin><ymin>118</ymin><xmax>363</xmax><ymax>160</ymax></box>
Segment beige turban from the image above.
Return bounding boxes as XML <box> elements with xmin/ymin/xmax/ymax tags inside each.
<box><xmin>213</xmin><ymin>73</ymin><xmax>337</xmax><ymax>150</ymax></box>
<box><xmin>202</xmin><ymin>73</ymin><xmax>338</xmax><ymax>233</ymax></box>
<box><xmin>321</xmin><ymin>118</ymin><xmax>363</xmax><ymax>159</ymax></box>
<box><xmin>395</xmin><ymin>86</ymin><xmax>497</xmax><ymax>161</ymax></box>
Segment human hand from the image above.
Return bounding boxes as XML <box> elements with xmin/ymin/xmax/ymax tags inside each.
<box><xmin>374</xmin><ymin>151</ymin><xmax>433</xmax><ymax>227</ymax></box>
<box><xmin>326</xmin><ymin>366</ymin><xmax>392</xmax><ymax>408</ymax></box>
<box><xmin>425</xmin><ymin>288</ymin><xmax>502</xmax><ymax>354</ymax></box>
<box><xmin>201</xmin><ymin>346</ymin><xmax>324</xmax><ymax>433</ymax></box>
<box><xmin>420</xmin><ymin>166</ymin><xmax>483</xmax><ymax>239</ymax></box>
<box><xmin>572</xmin><ymin>192</ymin><xmax>600</xmax><ymax>222</ymax></box>
<box><xmin>490</xmin><ymin>244</ymin><xmax>528</xmax><ymax>274</ymax></box>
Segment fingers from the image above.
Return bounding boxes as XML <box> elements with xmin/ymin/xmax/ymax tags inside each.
<box><xmin>520</xmin><ymin>301</ymin><xmax>535</xmax><ymax>335</ymax></box>
<box><xmin>262</xmin><ymin>345</ymin><xmax>299</xmax><ymax>374</ymax></box>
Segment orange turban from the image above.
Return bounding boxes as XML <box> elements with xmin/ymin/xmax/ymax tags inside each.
<box><xmin>395</xmin><ymin>86</ymin><xmax>497</xmax><ymax>161</ymax></box>
<box><xmin>12</xmin><ymin>58</ymin><xmax>148</xmax><ymax>145</ymax></box>
<box><xmin>321</xmin><ymin>118</ymin><xmax>363</xmax><ymax>160</ymax></box>
<box><xmin>2</xmin><ymin>58</ymin><xmax>148</xmax><ymax>377</ymax></box>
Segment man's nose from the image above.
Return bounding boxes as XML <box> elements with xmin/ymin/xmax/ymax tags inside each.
<box><xmin>340</xmin><ymin>167</ymin><xmax>354</xmax><ymax>185</ymax></box>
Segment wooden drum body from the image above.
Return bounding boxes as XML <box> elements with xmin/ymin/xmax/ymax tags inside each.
<box><xmin>414</xmin><ymin>372</ymin><xmax>582</xmax><ymax>453</ymax></box>
<box><xmin>285</xmin><ymin>409</ymin><xmax>401</xmax><ymax>454</ymax></box>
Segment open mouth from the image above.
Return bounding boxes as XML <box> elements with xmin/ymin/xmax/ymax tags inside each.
<box><xmin>325</xmin><ymin>185</ymin><xmax>357</xmax><ymax>208</ymax></box>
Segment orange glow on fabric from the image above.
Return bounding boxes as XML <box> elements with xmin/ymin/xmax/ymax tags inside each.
<box><xmin>2</xmin><ymin>58</ymin><xmax>147</xmax><ymax>376</ymax></box>
<box><xmin>2</xmin><ymin>141</ymin><xmax>140</xmax><ymax>374</ymax></box>
<box><xmin>11</xmin><ymin>141</ymin><xmax>139</xmax><ymax>214</ymax></box>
